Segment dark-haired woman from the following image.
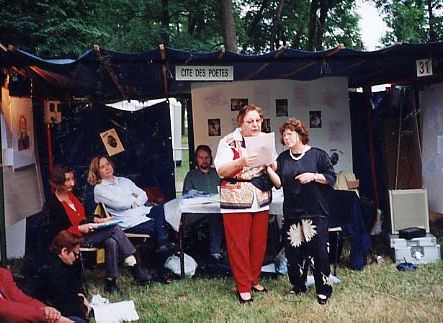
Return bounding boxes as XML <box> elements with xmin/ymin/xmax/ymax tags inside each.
<box><xmin>28</xmin><ymin>231</ymin><xmax>88</xmax><ymax>322</ymax></box>
<box><xmin>267</xmin><ymin>118</ymin><xmax>336</xmax><ymax>305</ymax></box>
<box><xmin>45</xmin><ymin>165</ymin><xmax>151</xmax><ymax>293</ymax></box>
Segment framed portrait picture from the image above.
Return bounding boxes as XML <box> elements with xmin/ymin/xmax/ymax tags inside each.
<box><xmin>100</xmin><ymin>128</ymin><xmax>125</xmax><ymax>156</ymax></box>
<box><xmin>276</xmin><ymin>99</ymin><xmax>288</xmax><ymax>117</ymax></box>
<box><xmin>309</xmin><ymin>110</ymin><xmax>322</xmax><ymax>128</ymax></box>
<box><xmin>208</xmin><ymin>118</ymin><xmax>221</xmax><ymax>136</ymax></box>
<box><xmin>231</xmin><ymin>98</ymin><xmax>248</xmax><ymax>111</ymax></box>
<box><xmin>262</xmin><ymin>118</ymin><xmax>271</xmax><ymax>133</ymax></box>
<box><xmin>10</xmin><ymin>96</ymin><xmax>35</xmax><ymax>169</ymax></box>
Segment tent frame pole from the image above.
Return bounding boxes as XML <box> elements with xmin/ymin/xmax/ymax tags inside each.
<box><xmin>0</xmin><ymin>108</ymin><xmax>6</xmax><ymax>267</ymax></box>
<box><xmin>364</xmin><ymin>86</ymin><xmax>380</xmax><ymax>209</ymax></box>
<box><xmin>159</xmin><ymin>44</ymin><xmax>169</xmax><ymax>98</ymax></box>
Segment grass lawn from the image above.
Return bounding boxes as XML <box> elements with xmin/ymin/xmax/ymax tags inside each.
<box><xmin>81</xmin><ymin>222</ymin><xmax>443</xmax><ymax>322</ymax></box>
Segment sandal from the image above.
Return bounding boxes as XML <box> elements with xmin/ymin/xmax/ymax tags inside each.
<box><xmin>252</xmin><ymin>285</ymin><xmax>268</xmax><ymax>293</ymax></box>
<box><xmin>237</xmin><ymin>292</ymin><xmax>253</xmax><ymax>304</ymax></box>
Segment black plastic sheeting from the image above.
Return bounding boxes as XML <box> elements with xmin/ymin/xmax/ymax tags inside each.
<box><xmin>2</xmin><ymin>42</ymin><xmax>443</xmax><ymax>103</ymax></box>
<box><xmin>35</xmin><ymin>100</ymin><xmax>175</xmax><ymax>215</ymax></box>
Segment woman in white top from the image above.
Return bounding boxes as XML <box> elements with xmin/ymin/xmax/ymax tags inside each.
<box><xmin>214</xmin><ymin>105</ymin><xmax>273</xmax><ymax>303</ymax></box>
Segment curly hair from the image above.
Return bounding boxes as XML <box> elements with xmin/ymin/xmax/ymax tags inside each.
<box><xmin>279</xmin><ymin>118</ymin><xmax>310</xmax><ymax>145</ymax></box>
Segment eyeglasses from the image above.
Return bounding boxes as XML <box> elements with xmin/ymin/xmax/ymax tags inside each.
<box><xmin>244</xmin><ymin>118</ymin><xmax>263</xmax><ymax>125</ymax></box>
<box><xmin>72</xmin><ymin>251</ymin><xmax>80</xmax><ymax>258</ymax></box>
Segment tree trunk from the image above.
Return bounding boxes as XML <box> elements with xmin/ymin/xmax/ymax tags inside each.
<box><xmin>218</xmin><ymin>0</ymin><xmax>238</xmax><ymax>52</ymax></box>
<box><xmin>428</xmin><ymin>0</ymin><xmax>436</xmax><ymax>41</ymax></box>
<box><xmin>161</xmin><ymin>0</ymin><xmax>170</xmax><ymax>46</ymax></box>
<box><xmin>307</xmin><ymin>0</ymin><xmax>320</xmax><ymax>51</ymax></box>
<box><xmin>270</xmin><ymin>0</ymin><xmax>286</xmax><ymax>51</ymax></box>
<box><xmin>314</xmin><ymin>0</ymin><xmax>331</xmax><ymax>50</ymax></box>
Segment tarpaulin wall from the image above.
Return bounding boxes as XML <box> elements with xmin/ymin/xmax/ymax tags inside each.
<box><xmin>349</xmin><ymin>92</ymin><xmax>389</xmax><ymax>211</ymax></box>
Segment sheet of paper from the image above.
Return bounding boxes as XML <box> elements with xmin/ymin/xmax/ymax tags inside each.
<box><xmin>92</xmin><ymin>300</ymin><xmax>139</xmax><ymax>323</ymax></box>
<box><xmin>244</xmin><ymin>132</ymin><xmax>275</xmax><ymax>167</ymax></box>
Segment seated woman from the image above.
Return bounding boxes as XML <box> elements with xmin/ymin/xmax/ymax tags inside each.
<box><xmin>87</xmin><ymin>155</ymin><xmax>175</xmax><ymax>253</ymax></box>
<box><xmin>29</xmin><ymin>231</ymin><xmax>89</xmax><ymax>322</ymax></box>
<box><xmin>45</xmin><ymin>165</ymin><xmax>151</xmax><ymax>293</ymax></box>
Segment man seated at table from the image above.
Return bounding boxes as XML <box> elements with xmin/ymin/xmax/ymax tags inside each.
<box><xmin>183</xmin><ymin>145</ymin><xmax>223</xmax><ymax>260</ymax></box>
<box><xmin>87</xmin><ymin>154</ymin><xmax>175</xmax><ymax>253</ymax></box>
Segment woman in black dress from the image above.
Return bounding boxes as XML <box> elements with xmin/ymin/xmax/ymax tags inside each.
<box><xmin>267</xmin><ymin>118</ymin><xmax>336</xmax><ymax>304</ymax></box>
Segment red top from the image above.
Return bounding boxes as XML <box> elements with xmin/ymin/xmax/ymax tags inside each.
<box><xmin>60</xmin><ymin>192</ymin><xmax>86</xmax><ymax>236</ymax></box>
<box><xmin>0</xmin><ymin>268</ymin><xmax>46</xmax><ymax>322</ymax></box>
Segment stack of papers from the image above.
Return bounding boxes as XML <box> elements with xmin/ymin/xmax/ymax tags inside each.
<box><xmin>181</xmin><ymin>196</ymin><xmax>219</xmax><ymax>205</ymax></box>
<box><xmin>92</xmin><ymin>300</ymin><xmax>139</xmax><ymax>323</ymax></box>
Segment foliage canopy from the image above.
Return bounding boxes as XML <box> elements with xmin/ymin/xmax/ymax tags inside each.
<box><xmin>0</xmin><ymin>0</ymin><xmax>441</xmax><ymax>57</ymax></box>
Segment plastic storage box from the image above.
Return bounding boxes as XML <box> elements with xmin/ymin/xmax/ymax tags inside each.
<box><xmin>389</xmin><ymin>234</ymin><xmax>441</xmax><ymax>265</ymax></box>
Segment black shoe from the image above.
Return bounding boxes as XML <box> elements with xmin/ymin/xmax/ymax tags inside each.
<box><xmin>289</xmin><ymin>286</ymin><xmax>307</xmax><ymax>295</ymax></box>
<box><xmin>317</xmin><ymin>294</ymin><xmax>330</xmax><ymax>305</ymax></box>
<box><xmin>104</xmin><ymin>279</ymin><xmax>121</xmax><ymax>294</ymax></box>
<box><xmin>131</xmin><ymin>264</ymin><xmax>152</xmax><ymax>284</ymax></box>
<box><xmin>237</xmin><ymin>292</ymin><xmax>253</xmax><ymax>304</ymax></box>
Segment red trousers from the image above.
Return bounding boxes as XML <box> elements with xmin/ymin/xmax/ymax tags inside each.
<box><xmin>223</xmin><ymin>210</ymin><xmax>269</xmax><ymax>293</ymax></box>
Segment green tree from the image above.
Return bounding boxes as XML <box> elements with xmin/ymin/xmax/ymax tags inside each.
<box><xmin>240</xmin><ymin>0</ymin><xmax>362</xmax><ymax>53</ymax></box>
<box><xmin>0</xmin><ymin>0</ymin><xmax>105</xmax><ymax>58</ymax></box>
<box><xmin>374</xmin><ymin>0</ymin><xmax>443</xmax><ymax>45</ymax></box>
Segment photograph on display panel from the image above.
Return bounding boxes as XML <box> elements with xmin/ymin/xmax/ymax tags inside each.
<box><xmin>230</xmin><ymin>98</ymin><xmax>248</xmax><ymax>111</ymax></box>
<box><xmin>208</xmin><ymin>118</ymin><xmax>221</xmax><ymax>136</ymax></box>
<box><xmin>262</xmin><ymin>118</ymin><xmax>271</xmax><ymax>133</ymax></box>
<box><xmin>11</xmin><ymin>97</ymin><xmax>35</xmax><ymax>169</ymax></box>
<box><xmin>275</xmin><ymin>99</ymin><xmax>288</xmax><ymax>117</ymax></box>
<box><xmin>309</xmin><ymin>110</ymin><xmax>322</xmax><ymax>128</ymax></box>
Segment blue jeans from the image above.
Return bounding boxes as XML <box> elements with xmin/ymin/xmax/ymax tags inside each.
<box><xmin>124</xmin><ymin>205</ymin><xmax>170</xmax><ymax>246</ymax></box>
<box><xmin>208</xmin><ymin>213</ymin><xmax>223</xmax><ymax>254</ymax></box>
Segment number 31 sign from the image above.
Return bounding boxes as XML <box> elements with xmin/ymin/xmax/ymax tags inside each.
<box><xmin>416</xmin><ymin>58</ymin><xmax>433</xmax><ymax>77</ymax></box>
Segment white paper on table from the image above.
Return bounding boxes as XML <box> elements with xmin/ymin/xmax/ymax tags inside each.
<box><xmin>92</xmin><ymin>300</ymin><xmax>139</xmax><ymax>323</ymax></box>
<box><xmin>244</xmin><ymin>132</ymin><xmax>275</xmax><ymax>167</ymax></box>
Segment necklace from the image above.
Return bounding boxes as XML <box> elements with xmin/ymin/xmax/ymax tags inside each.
<box><xmin>289</xmin><ymin>146</ymin><xmax>309</xmax><ymax>161</ymax></box>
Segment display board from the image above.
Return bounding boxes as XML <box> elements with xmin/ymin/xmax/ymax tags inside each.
<box><xmin>421</xmin><ymin>82</ymin><xmax>443</xmax><ymax>213</ymax></box>
<box><xmin>191</xmin><ymin>78</ymin><xmax>353</xmax><ymax>171</ymax></box>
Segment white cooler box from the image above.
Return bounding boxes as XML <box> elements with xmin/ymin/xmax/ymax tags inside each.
<box><xmin>390</xmin><ymin>234</ymin><xmax>441</xmax><ymax>265</ymax></box>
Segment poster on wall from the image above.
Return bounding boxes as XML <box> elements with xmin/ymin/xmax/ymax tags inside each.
<box><xmin>231</xmin><ymin>98</ymin><xmax>248</xmax><ymax>111</ymax></box>
<box><xmin>12</xmin><ymin>97</ymin><xmax>35</xmax><ymax>169</ymax></box>
<box><xmin>208</xmin><ymin>119</ymin><xmax>221</xmax><ymax>136</ymax></box>
<box><xmin>276</xmin><ymin>99</ymin><xmax>288</xmax><ymax>117</ymax></box>
<box><xmin>262</xmin><ymin>118</ymin><xmax>271</xmax><ymax>133</ymax></box>
<box><xmin>309</xmin><ymin>110</ymin><xmax>322</xmax><ymax>128</ymax></box>
<box><xmin>100</xmin><ymin>128</ymin><xmax>125</xmax><ymax>156</ymax></box>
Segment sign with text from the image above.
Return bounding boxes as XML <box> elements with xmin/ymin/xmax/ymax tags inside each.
<box><xmin>175</xmin><ymin>65</ymin><xmax>233</xmax><ymax>81</ymax></box>
<box><xmin>416</xmin><ymin>58</ymin><xmax>433</xmax><ymax>77</ymax></box>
